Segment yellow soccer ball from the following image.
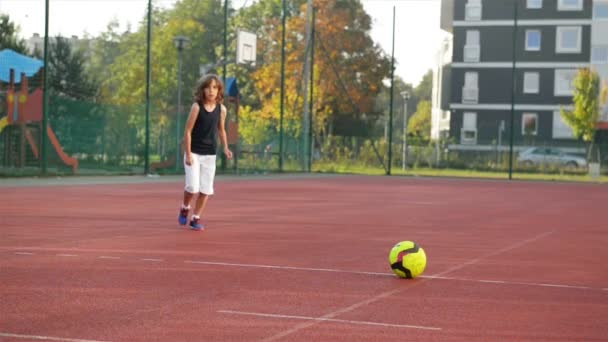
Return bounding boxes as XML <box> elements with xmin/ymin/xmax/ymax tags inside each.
<box><xmin>389</xmin><ymin>241</ymin><xmax>427</xmax><ymax>279</ymax></box>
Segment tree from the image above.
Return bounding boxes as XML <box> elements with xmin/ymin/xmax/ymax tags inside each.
<box><xmin>407</xmin><ymin>100</ymin><xmax>431</xmax><ymax>144</ymax></box>
<box><xmin>414</xmin><ymin>69</ymin><xmax>433</xmax><ymax>102</ymax></box>
<box><xmin>248</xmin><ymin>0</ymin><xmax>390</xmax><ymax>145</ymax></box>
<box><xmin>43</xmin><ymin>36</ymin><xmax>96</xmax><ymax>100</ymax></box>
<box><xmin>560</xmin><ymin>68</ymin><xmax>606</xmax><ymax>162</ymax></box>
<box><xmin>85</xmin><ymin>0</ymin><xmax>227</xmax><ymax>159</ymax></box>
<box><xmin>228</xmin><ymin>0</ymin><xmax>302</xmax><ymax>112</ymax></box>
<box><xmin>0</xmin><ymin>14</ymin><xmax>28</xmax><ymax>54</ymax></box>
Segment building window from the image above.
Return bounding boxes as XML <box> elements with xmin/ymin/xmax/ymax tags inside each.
<box><xmin>522</xmin><ymin>113</ymin><xmax>538</xmax><ymax>136</ymax></box>
<box><xmin>554</xmin><ymin>69</ymin><xmax>577</xmax><ymax>96</ymax></box>
<box><xmin>523</xmin><ymin>72</ymin><xmax>540</xmax><ymax>94</ymax></box>
<box><xmin>461</xmin><ymin>112</ymin><xmax>477</xmax><ymax>144</ymax></box>
<box><xmin>558</xmin><ymin>0</ymin><xmax>583</xmax><ymax>11</ymax></box>
<box><xmin>525</xmin><ymin>30</ymin><xmax>541</xmax><ymax>51</ymax></box>
<box><xmin>594</xmin><ymin>2</ymin><xmax>608</xmax><ymax>19</ymax></box>
<box><xmin>464</xmin><ymin>30</ymin><xmax>480</xmax><ymax>62</ymax></box>
<box><xmin>465</xmin><ymin>0</ymin><xmax>482</xmax><ymax>21</ymax></box>
<box><xmin>462</xmin><ymin>72</ymin><xmax>478</xmax><ymax>103</ymax></box>
<box><xmin>556</xmin><ymin>26</ymin><xmax>582</xmax><ymax>53</ymax></box>
<box><xmin>552</xmin><ymin>111</ymin><xmax>574</xmax><ymax>138</ymax></box>
<box><xmin>527</xmin><ymin>0</ymin><xmax>542</xmax><ymax>9</ymax></box>
<box><xmin>592</xmin><ymin>46</ymin><xmax>608</xmax><ymax>63</ymax></box>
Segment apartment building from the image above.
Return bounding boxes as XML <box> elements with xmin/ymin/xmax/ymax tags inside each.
<box><xmin>434</xmin><ymin>0</ymin><xmax>608</xmax><ymax>151</ymax></box>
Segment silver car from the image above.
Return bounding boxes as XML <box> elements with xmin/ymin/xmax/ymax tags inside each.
<box><xmin>517</xmin><ymin>147</ymin><xmax>587</xmax><ymax>168</ymax></box>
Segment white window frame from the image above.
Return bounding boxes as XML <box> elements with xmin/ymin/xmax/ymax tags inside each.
<box><xmin>527</xmin><ymin>0</ymin><xmax>542</xmax><ymax>9</ymax></box>
<box><xmin>464</xmin><ymin>30</ymin><xmax>480</xmax><ymax>62</ymax></box>
<box><xmin>591</xmin><ymin>46</ymin><xmax>608</xmax><ymax>64</ymax></box>
<box><xmin>594</xmin><ymin>1</ymin><xmax>608</xmax><ymax>19</ymax></box>
<box><xmin>558</xmin><ymin>0</ymin><xmax>583</xmax><ymax>11</ymax></box>
<box><xmin>525</xmin><ymin>30</ymin><xmax>541</xmax><ymax>51</ymax></box>
<box><xmin>552</xmin><ymin>111</ymin><xmax>575</xmax><ymax>139</ymax></box>
<box><xmin>462</xmin><ymin>72</ymin><xmax>479</xmax><ymax>103</ymax></box>
<box><xmin>465</xmin><ymin>0</ymin><xmax>482</xmax><ymax>21</ymax></box>
<box><xmin>461</xmin><ymin>112</ymin><xmax>478</xmax><ymax>144</ymax></box>
<box><xmin>554</xmin><ymin>69</ymin><xmax>577</xmax><ymax>96</ymax></box>
<box><xmin>523</xmin><ymin>72</ymin><xmax>540</xmax><ymax>94</ymax></box>
<box><xmin>556</xmin><ymin>26</ymin><xmax>582</xmax><ymax>53</ymax></box>
<box><xmin>522</xmin><ymin>113</ymin><xmax>538</xmax><ymax>136</ymax></box>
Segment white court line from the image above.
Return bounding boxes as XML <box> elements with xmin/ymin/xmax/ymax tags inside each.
<box><xmin>0</xmin><ymin>332</ymin><xmax>111</xmax><ymax>342</ymax></box>
<box><xmin>262</xmin><ymin>231</ymin><xmax>556</xmax><ymax>341</ymax></box>
<box><xmin>140</xmin><ymin>258</ymin><xmax>163</xmax><ymax>262</ymax></box>
<box><xmin>424</xmin><ymin>275</ymin><xmax>594</xmax><ymax>291</ymax></box>
<box><xmin>476</xmin><ymin>279</ymin><xmax>506</xmax><ymax>284</ymax></box>
<box><xmin>218</xmin><ymin>310</ymin><xmax>441</xmax><ymax>331</ymax></box>
<box><xmin>184</xmin><ymin>257</ymin><xmax>604</xmax><ymax>292</ymax></box>
<box><xmin>5</xmin><ymin>247</ymin><xmax>601</xmax><ymax>292</ymax></box>
<box><xmin>184</xmin><ymin>260</ymin><xmax>388</xmax><ymax>276</ymax></box>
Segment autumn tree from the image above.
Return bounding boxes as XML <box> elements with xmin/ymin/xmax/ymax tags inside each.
<box><xmin>560</xmin><ymin>68</ymin><xmax>606</xmax><ymax>163</ymax></box>
<box><xmin>246</xmin><ymin>0</ymin><xmax>390</xmax><ymax>147</ymax></box>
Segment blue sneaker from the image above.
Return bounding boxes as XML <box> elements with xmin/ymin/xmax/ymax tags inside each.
<box><xmin>189</xmin><ymin>217</ymin><xmax>205</xmax><ymax>231</ymax></box>
<box><xmin>178</xmin><ymin>207</ymin><xmax>189</xmax><ymax>225</ymax></box>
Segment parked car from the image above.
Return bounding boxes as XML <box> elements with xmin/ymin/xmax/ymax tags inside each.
<box><xmin>517</xmin><ymin>147</ymin><xmax>587</xmax><ymax>169</ymax></box>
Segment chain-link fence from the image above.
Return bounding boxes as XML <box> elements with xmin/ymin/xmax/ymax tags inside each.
<box><xmin>1</xmin><ymin>0</ymin><xmax>606</xmax><ymax>181</ymax></box>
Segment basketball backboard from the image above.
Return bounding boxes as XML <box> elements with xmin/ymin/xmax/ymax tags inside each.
<box><xmin>236</xmin><ymin>30</ymin><xmax>257</xmax><ymax>66</ymax></box>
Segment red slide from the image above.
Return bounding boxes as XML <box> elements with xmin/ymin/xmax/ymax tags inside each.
<box><xmin>46</xmin><ymin>126</ymin><xmax>78</xmax><ymax>173</ymax></box>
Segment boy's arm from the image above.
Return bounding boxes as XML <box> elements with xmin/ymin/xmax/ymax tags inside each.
<box><xmin>183</xmin><ymin>103</ymin><xmax>199</xmax><ymax>164</ymax></box>
<box><xmin>218</xmin><ymin>104</ymin><xmax>233</xmax><ymax>159</ymax></box>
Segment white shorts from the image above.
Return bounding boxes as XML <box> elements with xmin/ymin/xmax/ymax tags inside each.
<box><xmin>184</xmin><ymin>153</ymin><xmax>216</xmax><ymax>195</ymax></box>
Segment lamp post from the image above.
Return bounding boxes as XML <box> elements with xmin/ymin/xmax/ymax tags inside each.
<box><xmin>174</xmin><ymin>35</ymin><xmax>191</xmax><ymax>172</ymax></box>
<box><xmin>401</xmin><ymin>91</ymin><xmax>410</xmax><ymax>170</ymax></box>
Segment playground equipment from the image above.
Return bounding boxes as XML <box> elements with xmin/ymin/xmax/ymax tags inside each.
<box><xmin>0</xmin><ymin>49</ymin><xmax>78</xmax><ymax>173</ymax></box>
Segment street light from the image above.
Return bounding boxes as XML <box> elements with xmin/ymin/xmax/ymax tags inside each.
<box><xmin>174</xmin><ymin>35</ymin><xmax>191</xmax><ymax>171</ymax></box>
<box><xmin>401</xmin><ymin>91</ymin><xmax>410</xmax><ymax>170</ymax></box>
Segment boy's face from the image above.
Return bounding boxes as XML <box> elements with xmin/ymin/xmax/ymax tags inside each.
<box><xmin>204</xmin><ymin>80</ymin><xmax>219</xmax><ymax>102</ymax></box>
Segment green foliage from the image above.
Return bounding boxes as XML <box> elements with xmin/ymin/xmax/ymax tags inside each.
<box><xmin>0</xmin><ymin>14</ymin><xmax>28</xmax><ymax>54</ymax></box>
<box><xmin>560</xmin><ymin>68</ymin><xmax>600</xmax><ymax>143</ymax></box>
<box><xmin>414</xmin><ymin>69</ymin><xmax>433</xmax><ymax>102</ymax></box>
<box><xmin>407</xmin><ymin>100</ymin><xmax>431</xmax><ymax>143</ymax></box>
<box><xmin>43</xmin><ymin>36</ymin><xmax>96</xmax><ymax>100</ymax></box>
<box><xmin>238</xmin><ymin>105</ymin><xmax>273</xmax><ymax>146</ymax></box>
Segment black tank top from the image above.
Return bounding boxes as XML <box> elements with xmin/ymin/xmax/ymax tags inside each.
<box><xmin>190</xmin><ymin>102</ymin><xmax>220</xmax><ymax>155</ymax></box>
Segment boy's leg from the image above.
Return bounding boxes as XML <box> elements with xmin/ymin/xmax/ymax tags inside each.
<box><xmin>180</xmin><ymin>153</ymin><xmax>200</xmax><ymax>225</ymax></box>
<box><xmin>189</xmin><ymin>155</ymin><xmax>216</xmax><ymax>230</ymax></box>
<box><xmin>179</xmin><ymin>191</ymin><xmax>194</xmax><ymax>225</ymax></box>
<box><xmin>189</xmin><ymin>193</ymin><xmax>208</xmax><ymax>230</ymax></box>
<box><xmin>192</xmin><ymin>193</ymin><xmax>209</xmax><ymax>220</ymax></box>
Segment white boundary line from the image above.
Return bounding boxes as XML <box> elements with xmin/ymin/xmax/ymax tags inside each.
<box><xmin>261</xmin><ymin>231</ymin><xmax>555</xmax><ymax>341</ymax></box>
<box><xmin>183</xmin><ymin>258</ymin><xmax>603</xmax><ymax>292</ymax></box>
<box><xmin>6</xmin><ymin>241</ymin><xmax>605</xmax><ymax>292</ymax></box>
<box><xmin>218</xmin><ymin>310</ymin><xmax>441</xmax><ymax>331</ymax></box>
<box><xmin>0</xmin><ymin>332</ymin><xmax>110</xmax><ymax>342</ymax></box>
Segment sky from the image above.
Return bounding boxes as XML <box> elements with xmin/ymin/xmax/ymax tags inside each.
<box><xmin>0</xmin><ymin>0</ymin><xmax>443</xmax><ymax>86</ymax></box>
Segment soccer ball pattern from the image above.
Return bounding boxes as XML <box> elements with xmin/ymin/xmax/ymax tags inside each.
<box><xmin>389</xmin><ymin>241</ymin><xmax>427</xmax><ymax>279</ymax></box>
